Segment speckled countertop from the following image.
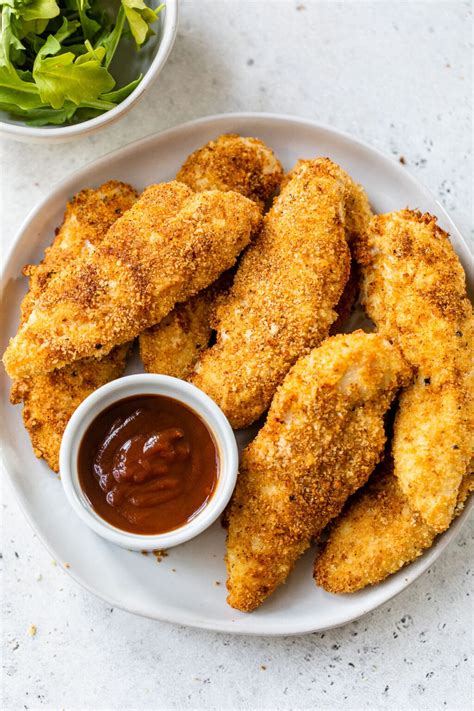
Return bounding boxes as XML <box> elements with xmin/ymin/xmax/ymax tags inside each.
<box><xmin>1</xmin><ymin>2</ymin><xmax>472</xmax><ymax>709</ymax></box>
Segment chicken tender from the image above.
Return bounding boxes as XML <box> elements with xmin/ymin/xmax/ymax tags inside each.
<box><xmin>193</xmin><ymin>159</ymin><xmax>372</xmax><ymax>429</ymax></box>
<box><xmin>3</xmin><ymin>183</ymin><xmax>262</xmax><ymax>379</ymax></box>
<box><xmin>139</xmin><ymin>134</ymin><xmax>283</xmax><ymax>377</ymax></box>
<box><xmin>141</xmin><ymin>237</ymin><xmax>360</xmax><ymax>379</ymax></box>
<box><xmin>139</xmin><ymin>292</ymin><xmax>215</xmax><ymax>379</ymax></box>
<box><xmin>139</xmin><ymin>272</ymin><xmax>232</xmax><ymax>378</ymax></box>
<box><xmin>11</xmin><ymin>345</ymin><xmax>131</xmax><ymax>472</ymax></box>
<box><xmin>393</xmin><ymin>373</ymin><xmax>473</xmax><ymax>532</ymax></box>
<box><xmin>314</xmin><ymin>460</ymin><xmax>474</xmax><ymax>593</ymax></box>
<box><xmin>225</xmin><ymin>331</ymin><xmax>411</xmax><ymax>612</ymax></box>
<box><xmin>176</xmin><ymin>133</ymin><xmax>283</xmax><ymax>207</ymax></box>
<box><xmin>285</xmin><ymin>159</ymin><xmax>373</xmax><ymax>245</ymax></box>
<box><xmin>356</xmin><ymin>210</ymin><xmax>473</xmax><ymax>531</ymax></box>
<box><xmin>19</xmin><ymin>181</ymin><xmax>139</xmax><ymax>323</ymax></box>
<box><xmin>10</xmin><ymin>182</ymin><xmax>138</xmax><ymax>471</ymax></box>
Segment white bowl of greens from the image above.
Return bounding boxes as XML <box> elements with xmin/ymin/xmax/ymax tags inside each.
<box><xmin>0</xmin><ymin>0</ymin><xmax>178</xmax><ymax>142</ymax></box>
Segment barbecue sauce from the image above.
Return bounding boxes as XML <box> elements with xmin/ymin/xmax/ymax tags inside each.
<box><xmin>78</xmin><ymin>395</ymin><xmax>218</xmax><ymax>534</ymax></box>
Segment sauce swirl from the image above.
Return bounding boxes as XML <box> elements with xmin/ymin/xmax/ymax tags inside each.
<box><xmin>78</xmin><ymin>395</ymin><xmax>219</xmax><ymax>534</ymax></box>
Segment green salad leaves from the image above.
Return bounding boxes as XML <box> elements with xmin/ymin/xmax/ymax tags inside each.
<box><xmin>0</xmin><ymin>0</ymin><xmax>164</xmax><ymax>125</ymax></box>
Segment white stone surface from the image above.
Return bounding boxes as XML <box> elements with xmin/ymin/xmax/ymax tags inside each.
<box><xmin>1</xmin><ymin>1</ymin><xmax>472</xmax><ymax>709</ymax></box>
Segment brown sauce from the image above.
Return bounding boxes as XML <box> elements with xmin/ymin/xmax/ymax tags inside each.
<box><xmin>78</xmin><ymin>395</ymin><xmax>219</xmax><ymax>534</ymax></box>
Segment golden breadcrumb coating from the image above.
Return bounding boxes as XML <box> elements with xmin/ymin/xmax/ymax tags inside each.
<box><xmin>176</xmin><ymin>133</ymin><xmax>283</xmax><ymax>207</ymax></box>
<box><xmin>357</xmin><ymin>210</ymin><xmax>472</xmax><ymax>374</ymax></box>
<box><xmin>20</xmin><ymin>180</ymin><xmax>139</xmax><ymax>324</ymax></box>
<box><xmin>139</xmin><ymin>291</ymin><xmax>215</xmax><ymax>379</ymax></box>
<box><xmin>393</xmin><ymin>373</ymin><xmax>473</xmax><ymax>532</ymax></box>
<box><xmin>139</xmin><ymin>133</ymin><xmax>283</xmax><ymax>377</ymax></box>
<box><xmin>10</xmin><ymin>182</ymin><xmax>138</xmax><ymax>471</ymax></box>
<box><xmin>193</xmin><ymin>158</ymin><xmax>372</xmax><ymax>429</ymax></box>
<box><xmin>10</xmin><ymin>344</ymin><xmax>131</xmax><ymax>472</ymax></box>
<box><xmin>225</xmin><ymin>331</ymin><xmax>411</xmax><ymax>612</ymax></box>
<box><xmin>314</xmin><ymin>460</ymin><xmax>474</xmax><ymax>593</ymax></box>
<box><xmin>3</xmin><ymin>183</ymin><xmax>262</xmax><ymax>379</ymax></box>
<box><xmin>139</xmin><ymin>272</ymin><xmax>232</xmax><ymax>378</ymax></box>
<box><xmin>356</xmin><ymin>210</ymin><xmax>473</xmax><ymax>531</ymax></box>
<box><xmin>285</xmin><ymin>159</ymin><xmax>373</xmax><ymax>244</ymax></box>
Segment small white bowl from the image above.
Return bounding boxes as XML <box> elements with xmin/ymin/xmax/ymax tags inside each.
<box><xmin>0</xmin><ymin>1</ymin><xmax>179</xmax><ymax>143</ymax></box>
<box><xmin>59</xmin><ymin>374</ymin><xmax>238</xmax><ymax>550</ymax></box>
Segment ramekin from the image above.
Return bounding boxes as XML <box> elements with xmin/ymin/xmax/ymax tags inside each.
<box><xmin>59</xmin><ymin>374</ymin><xmax>238</xmax><ymax>550</ymax></box>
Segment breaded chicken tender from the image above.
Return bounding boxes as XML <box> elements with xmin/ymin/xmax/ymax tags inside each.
<box><xmin>19</xmin><ymin>181</ymin><xmax>139</xmax><ymax>323</ymax></box>
<box><xmin>140</xmin><ymin>226</ymin><xmax>360</xmax><ymax>380</ymax></box>
<box><xmin>139</xmin><ymin>134</ymin><xmax>282</xmax><ymax>377</ymax></box>
<box><xmin>11</xmin><ymin>345</ymin><xmax>131</xmax><ymax>472</ymax></box>
<box><xmin>139</xmin><ymin>291</ymin><xmax>215</xmax><ymax>379</ymax></box>
<box><xmin>393</xmin><ymin>373</ymin><xmax>473</xmax><ymax>532</ymax></box>
<box><xmin>356</xmin><ymin>210</ymin><xmax>473</xmax><ymax>531</ymax></box>
<box><xmin>10</xmin><ymin>182</ymin><xmax>138</xmax><ymax>471</ymax></box>
<box><xmin>225</xmin><ymin>331</ymin><xmax>411</xmax><ymax>611</ymax></box>
<box><xmin>139</xmin><ymin>272</ymin><xmax>232</xmax><ymax>378</ymax></box>
<box><xmin>3</xmin><ymin>183</ymin><xmax>262</xmax><ymax>379</ymax></box>
<box><xmin>289</xmin><ymin>163</ymin><xmax>370</xmax><ymax>327</ymax></box>
<box><xmin>314</xmin><ymin>460</ymin><xmax>474</xmax><ymax>593</ymax></box>
<box><xmin>193</xmin><ymin>159</ymin><xmax>372</xmax><ymax>429</ymax></box>
<box><xmin>176</xmin><ymin>133</ymin><xmax>283</xmax><ymax>207</ymax></box>
<box><xmin>285</xmin><ymin>159</ymin><xmax>373</xmax><ymax>245</ymax></box>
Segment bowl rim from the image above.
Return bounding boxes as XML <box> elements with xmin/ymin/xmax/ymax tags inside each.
<box><xmin>59</xmin><ymin>373</ymin><xmax>239</xmax><ymax>550</ymax></box>
<box><xmin>0</xmin><ymin>0</ymin><xmax>179</xmax><ymax>140</ymax></box>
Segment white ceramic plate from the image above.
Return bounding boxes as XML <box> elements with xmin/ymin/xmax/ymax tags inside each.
<box><xmin>1</xmin><ymin>113</ymin><xmax>472</xmax><ymax>635</ymax></box>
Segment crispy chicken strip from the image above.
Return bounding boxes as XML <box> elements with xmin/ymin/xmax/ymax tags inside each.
<box><xmin>176</xmin><ymin>133</ymin><xmax>283</xmax><ymax>207</ymax></box>
<box><xmin>11</xmin><ymin>345</ymin><xmax>131</xmax><ymax>472</ymax></box>
<box><xmin>3</xmin><ymin>183</ymin><xmax>262</xmax><ymax>379</ymax></box>
<box><xmin>139</xmin><ymin>291</ymin><xmax>216</xmax><ymax>379</ymax></box>
<box><xmin>19</xmin><ymin>181</ymin><xmax>139</xmax><ymax>321</ymax></box>
<box><xmin>285</xmin><ymin>159</ymin><xmax>373</xmax><ymax>245</ymax></box>
<box><xmin>314</xmin><ymin>459</ymin><xmax>474</xmax><ymax>593</ymax></box>
<box><xmin>193</xmin><ymin>159</ymin><xmax>372</xmax><ymax>429</ymax></box>
<box><xmin>139</xmin><ymin>134</ymin><xmax>283</xmax><ymax>377</ymax></box>
<box><xmin>226</xmin><ymin>331</ymin><xmax>411</xmax><ymax>611</ymax></box>
<box><xmin>393</xmin><ymin>372</ymin><xmax>473</xmax><ymax>532</ymax></box>
<box><xmin>10</xmin><ymin>182</ymin><xmax>138</xmax><ymax>471</ymax></box>
<box><xmin>356</xmin><ymin>210</ymin><xmax>473</xmax><ymax>531</ymax></box>
<box><xmin>139</xmin><ymin>272</ymin><xmax>232</xmax><ymax>379</ymax></box>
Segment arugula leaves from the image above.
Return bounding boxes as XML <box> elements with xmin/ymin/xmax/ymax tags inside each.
<box><xmin>0</xmin><ymin>0</ymin><xmax>164</xmax><ymax>125</ymax></box>
<box><xmin>122</xmin><ymin>0</ymin><xmax>161</xmax><ymax>46</ymax></box>
<box><xmin>0</xmin><ymin>65</ymin><xmax>43</xmax><ymax>109</ymax></box>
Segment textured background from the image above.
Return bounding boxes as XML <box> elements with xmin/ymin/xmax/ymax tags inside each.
<box><xmin>1</xmin><ymin>2</ymin><xmax>472</xmax><ymax>709</ymax></box>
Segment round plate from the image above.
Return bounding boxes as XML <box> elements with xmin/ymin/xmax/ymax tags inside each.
<box><xmin>1</xmin><ymin>113</ymin><xmax>472</xmax><ymax>635</ymax></box>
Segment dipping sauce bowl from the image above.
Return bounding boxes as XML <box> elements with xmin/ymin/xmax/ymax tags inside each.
<box><xmin>59</xmin><ymin>374</ymin><xmax>238</xmax><ymax>550</ymax></box>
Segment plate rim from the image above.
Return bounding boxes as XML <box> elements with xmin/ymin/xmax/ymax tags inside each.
<box><xmin>1</xmin><ymin>112</ymin><xmax>472</xmax><ymax>636</ymax></box>
<box><xmin>4</xmin><ymin>470</ymin><xmax>472</xmax><ymax>636</ymax></box>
